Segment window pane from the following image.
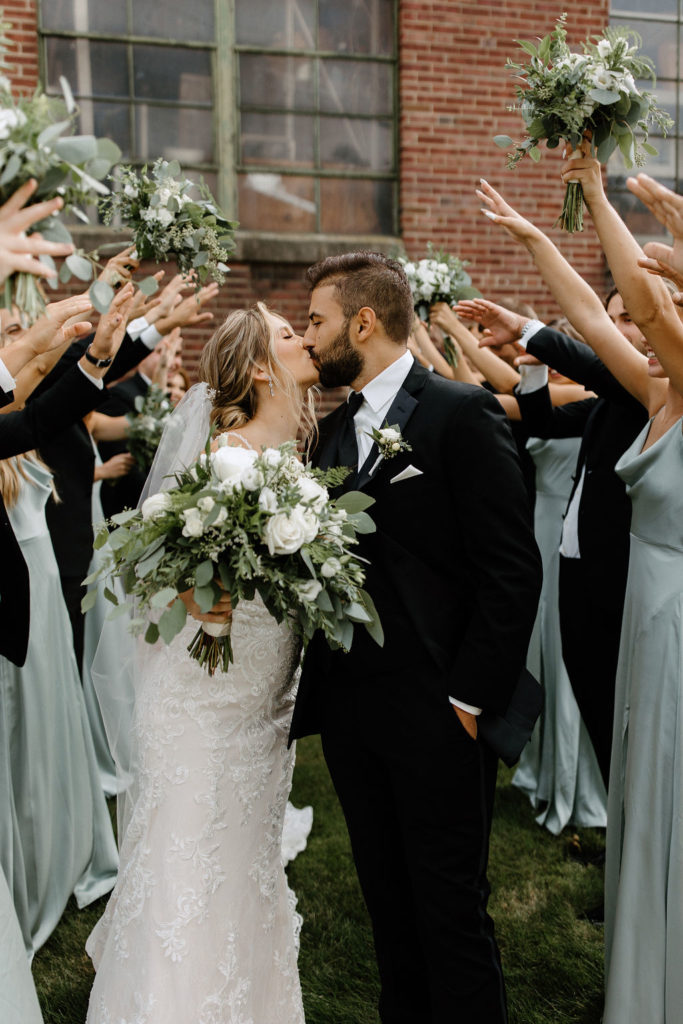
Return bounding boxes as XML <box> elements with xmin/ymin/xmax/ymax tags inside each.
<box><xmin>320</xmin><ymin>117</ymin><xmax>393</xmax><ymax>171</ymax></box>
<box><xmin>238</xmin><ymin>173</ymin><xmax>316</xmax><ymax>231</ymax></box>
<box><xmin>607</xmin><ymin>137</ymin><xmax>676</xmax><ymax>187</ymax></box>
<box><xmin>235</xmin><ymin>0</ymin><xmax>316</xmax><ymax>49</ymax></box>
<box><xmin>135</xmin><ymin>104</ymin><xmax>214</xmax><ymax>164</ymax></box>
<box><xmin>45</xmin><ymin>38</ymin><xmax>129</xmax><ymax>98</ymax></box>
<box><xmin>320</xmin><ymin>178</ymin><xmax>394</xmax><ymax>233</ymax></box>
<box><xmin>134</xmin><ymin>46</ymin><xmax>212</xmax><ymax>104</ymax></box>
<box><xmin>132</xmin><ymin>0</ymin><xmax>215</xmax><ymax>42</ymax></box>
<box><xmin>77</xmin><ymin>100</ymin><xmax>131</xmax><ymax>158</ymax></box>
<box><xmin>41</xmin><ymin>0</ymin><xmax>127</xmax><ymax>33</ymax></box>
<box><xmin>636</xmin><ymin>78</ymin><xmax>677</xmax><ymax>135</ymax></box>
<box><xmin>319</xmin><ymin>59</ymin><xmax>393</xmax><ymax>115</ymax></box>
<box><xmin>611</xmin><ymin>189</ymin><xmax>672</xmax><ymax>238</ymax></box>
<box><xmin>241</xmin><ymin>112</ymin><xmax>315</xmax><ymax>168</ymax></box>
<box><xmin>611</xmin><ymin>1</ymin><xmax>678</xmax><ymax>15</ymax></box>
<box><xmin>240</xmin><ymin>55</ymin><xmax>315</xmax><ymax>111</ymax></box>
<box><xmin>610</xmin><ymin>18</ymin><xmax>679</xmax><ymax>77</ymax></box>
<box><xmin>319</xmin><ymin>0</ymin><xmax>394</xmax><ymax>56</ymax></box>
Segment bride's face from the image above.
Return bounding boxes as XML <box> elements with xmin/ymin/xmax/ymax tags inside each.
<box><xmin>266</xmin><ymin>313</ymin><xmax>319</xmax><ymax>388</ymax></box>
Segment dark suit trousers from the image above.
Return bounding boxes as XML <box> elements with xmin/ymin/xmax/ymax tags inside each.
<box><xmin>320</xmin><ymin>675</ymin><xmax>507</xmax><ymax>1024</ymax></box>
<box><xmin>559</xmin><ymin>556</ymin><xmax>623</xmax><ymax>788</ymax></box>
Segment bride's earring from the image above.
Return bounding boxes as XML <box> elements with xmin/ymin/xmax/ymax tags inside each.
<box><xmin>267</xmin><ymin>376</ymin><xmax>275</xmax><ymax>397</ymax></box>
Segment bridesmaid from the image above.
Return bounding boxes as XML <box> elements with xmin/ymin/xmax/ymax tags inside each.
<box><xmin>0</xmin><ymin>867</ymin><xmax>43</xmax><ymax>1024</ymax></box>
<box><xmin>0</xmin><ymin>448</ymin><xmax>118</xmax><ymax>953</ymax></box>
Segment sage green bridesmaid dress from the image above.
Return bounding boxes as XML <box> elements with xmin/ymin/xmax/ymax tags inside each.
<box><xmin>0</xmin><ymin>866</ymin><xmax>42</xmax><ymax>1023</ymax></box>
<box><xmin>0</xmin><ymin>458</ymin><xmax>118</xmax><ymax>954</ymax></box>
<box><xmin>513</xmin><ymin>437</ymin><xmax>606</xmax><ymax>834</ymax></box>
<box><xmin>604</xmin><ymin>417</ymin><xmax>683</xmax><ymax>1024</ymax></box>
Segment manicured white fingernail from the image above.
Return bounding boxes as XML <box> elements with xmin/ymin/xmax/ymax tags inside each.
<box><xmin>481</xmin><ymin>209</ymin><xmax>497</xmax><ymax>220</ymax></box>
<box><xmin>562</xmin><ymin>148</ymin><xmax>566</xmax><ymax>159</ymax></box>
<box><xmin>480</xmin><ymin>178</ymin><xmax>489</xmax><ymax>187</ymax></box>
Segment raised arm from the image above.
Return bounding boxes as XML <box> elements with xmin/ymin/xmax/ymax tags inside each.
<box><xmin>429</xmin><ymin>302</ymin><xmax>520</xmax><ymax>393</ymax></box>
<box><xmin>477</xmin><ymin>180</ymin><xmax>655</xmax><ymax>410</ymax></box>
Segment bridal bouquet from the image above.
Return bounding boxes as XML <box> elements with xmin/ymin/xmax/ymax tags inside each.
<box><xmin>83</xmin><ymin>437</ymin><xmax>383</xmax><ymax>674</ymax></box>
<box><xmin>0</xmin><ymin>25</ymin><xmax>120</xmax><ymax>321</ymax></box>
<box><xmin>99</xmin><ymin>159</ymin><xmax>237</xmax><ymax>299</ymax></box>
<box><xmin>399</xmin><ymin>244</ymin><xmax>480</xmax><ymax>320</ymax></box>
<box><xmin>126</xmin><ymin>384</ymin><xmax>173</xmax><ymax>472</ymax></box>
<box><xmin>494</xmin><ymin>15</ymin><xmax>673</xmax><ymax>231</ymax></box>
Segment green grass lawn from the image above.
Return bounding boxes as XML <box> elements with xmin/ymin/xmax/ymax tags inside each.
<box><xmin>33</xmin><ymin>735</ymin><xmax>605</xmax><ymax>1023</ymax></box>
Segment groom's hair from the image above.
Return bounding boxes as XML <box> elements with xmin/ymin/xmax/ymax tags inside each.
<box><xmin>305</xmin><ymin>251</ymin><xmax>413</xmax><ymax>343</ymax></box>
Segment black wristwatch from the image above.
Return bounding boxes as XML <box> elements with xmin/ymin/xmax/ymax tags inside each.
<box><xmin>84</xmin><ymin>344</ymin><xmax>113</xmax><ymax>368</ymax></box>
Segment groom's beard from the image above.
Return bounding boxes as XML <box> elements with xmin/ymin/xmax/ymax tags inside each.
<box><xmin>315</xmin><ymin>318</ymin><xmax>364</xmax><ymax>389</ymax></box>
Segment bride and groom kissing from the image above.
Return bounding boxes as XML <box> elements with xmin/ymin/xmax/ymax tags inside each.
<box><xmin>86</xmin><ymin>251</ymin><xmax>542</xmax><ymax>1024</ymax></box>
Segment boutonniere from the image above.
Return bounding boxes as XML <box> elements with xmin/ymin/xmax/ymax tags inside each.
<box><xmin>367</xmin><ymin>424</ymin><xmax>412</xmax><ymax>475</ymax></box>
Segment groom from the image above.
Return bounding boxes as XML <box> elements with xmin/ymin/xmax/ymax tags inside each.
<box><xmin>290</xmin><ymin>252</ymin><xmax>542</xmax><ymax>1024</ymax></box>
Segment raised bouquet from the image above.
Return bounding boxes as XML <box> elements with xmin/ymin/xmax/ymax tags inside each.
<box><xmin>0</xmin><ymin>21</ymin><xmax>120</xmax><ymax>322</ymax></box>
<box><xmin>83</xmin><ymin>437</ymin><xmax>383</xmax><ymax>675</ymax></box>
<box><xmin>98</xmin><ymin>158</ymin><xmax>238</xmax><ymax>309</ymax></box>
<box><xmin>399</xmin><ymin>244</ymin><xmax>481</xmax><ymax>321</ymax></box>
<box><xmin>494</xmin><ymin>14</ymin><xmax>673</xmax><ymax>231</ymax></box>
<box><xmin>126</xmin><ymin>384</ymin><xmax>173</xmax><ymax>473</ymax></box>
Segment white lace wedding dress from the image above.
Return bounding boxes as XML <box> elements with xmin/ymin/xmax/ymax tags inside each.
<box><xmin>85</xmin><ymin>595</ymin><xmax>306</xmax><ymax>1024</ymax></box>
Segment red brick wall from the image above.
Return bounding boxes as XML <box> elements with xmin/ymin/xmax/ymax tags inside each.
<box><xmin>5</xmin><ymin>1</ymin><xmax>612</xmax><ymax>391</ymax></box>
<box><xmin>399</xmin><ymin>1</ymin><xmax>612</xmax><ymax>317</ymax></box>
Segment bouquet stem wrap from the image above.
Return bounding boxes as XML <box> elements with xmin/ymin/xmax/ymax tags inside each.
<box><xmin>558</xmin><ymin>180</ymin><xmax>585</xmax><ymax>234</ymax></box>
<box><xmin>187</xmin><ymin>620</ymin><xmax>233</xmax><ymax>676</ymax></box>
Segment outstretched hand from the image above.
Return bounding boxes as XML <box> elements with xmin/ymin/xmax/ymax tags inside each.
<box><xmin>476</xmin><ymin>179</ymin><xmax>543</xmax><ymax>247</ymax></box>
<box><xmin>560</xmin><ymin>152</ymin><xmax>606</xmax><ymax>208</ymax></box>
<box><xmin>627</xmin><ymin>173</ymin><xmax>683</xmax><ymax>288</ymax></box>
<box><xmin>155</xmin><ymin>281</ymin><xmax>219</xmax><ymax>334</ymax></box>
<box><xmin>0</xmin><ymin>180</ymin><xmax>76</xmax><ymax>286</ymax></box>
<box><xmin>453</xmin><ymin>298</ymin><xmax>530</xmax><ymax>348</ymax></box>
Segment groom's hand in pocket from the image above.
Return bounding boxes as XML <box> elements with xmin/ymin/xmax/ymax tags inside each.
<box><xmin>178</xmin><ymin>585</ymin><xmax>232</xmax><ymax>625</ymax></box>
<box><xmin>454</xmin><ymin>705</ymin><xmax>478</xmax><ymax>740</ymax></box>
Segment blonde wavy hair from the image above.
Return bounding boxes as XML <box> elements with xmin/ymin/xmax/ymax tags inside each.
<box><xmin>198</xmin><ymin>302</ymin><xmax>318</xmax><ymax>452</ymax></box>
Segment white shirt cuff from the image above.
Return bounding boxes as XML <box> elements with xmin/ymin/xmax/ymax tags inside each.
<box><xmin>449</xmin><ymin>697</ymin><xmax>482</xmax><ymax>716</ymax></box>
<box><xmin>0</xmin><ymin>357</ymin><xmax>17</xmax><ymax>393</ymax></box>
<box><xmin>77</xmin><ymin>362</ymin><xmax>104</xmax><ymax>389</ymax></box>
<box><xmin>140</xmin><ymin>324</ymin><xmax>163</xmax><ymax>349</ymax></box>
<box><xmin>126</xmin><ymin>316</ymin><xmax>149</xmax><ymax>341</ymax></box>
<box><xmin>517</xmin><ymin>363</ymin><xmax>549</xmax><ymax>394</ymax></box>
<box><xmin>517</xmin><ymin>319</ymin><xmax>546</xmax><ymax>350</ymax></box>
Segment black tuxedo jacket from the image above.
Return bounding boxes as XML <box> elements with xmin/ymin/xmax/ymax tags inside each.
<box><xmin>28</xmin><ymin>334</ymin><xmax>154</xmax><ymax>581</ymax></box>
<box><xmin>290</xmin><ymin>361</ymin><xmax>542</xmax><ymax>741</ymax></box>
<box><xmin>517</xmin><ymin>327</ymin><xmax>648</xmax><ymax>599</ymax></box>
<box><xmin>98</xmin><ymin>373</ymin><xmax>150</xmax><ymax>518</ymax></box>
<box><xmin>0</xmin><ymin>364</ymin><xmax>107</xmax><ymax>666</ymax></box>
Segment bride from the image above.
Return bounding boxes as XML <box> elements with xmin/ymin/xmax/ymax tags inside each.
<box><xmin>86</xmin><ymin>304</ymin><xmax>319</xmax><ymax>1024</ymax></box>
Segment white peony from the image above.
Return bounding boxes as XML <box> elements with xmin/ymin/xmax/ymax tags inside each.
<box><xmin>261</xmin><ymin>447</ymin><xmax>283</xmax><ymax>469</ymax></box>
<box><xmin>591</xmin><ymin>67</ymin><xmax>617</xmax><ymax>92</ymax></box>
<box><xmin>141</xmin><ymin>492</ymin><xmax>172</xmax><ymax>519</ymax></box>
<box><xmin>241</xmin><ymin>464</ymin><xmax>265</xmax><ymax>491</ymax></box>
<box><xmin>258</xmin><ymin>486</ymin><xmax>279</xmax><ymax>513</ymax></box>
<box><xmin>197</xmin><ymin>496</ymin><xmax>215</xmax><ymax>513</ymax></box>
<box><xmin>297</xmin><ymin>475</ymin><xmax>329</xmax><ymax>513</ymax></box>
<box><xmin>212</xmin><ymin>445</ymin><xmax>257</xmax><ymax>490</ymax></box>
<box><xmin>0</xmin><ymin>106</ymin><xmax>26</xmax><ymax>139</ymax></box>
<box><xmin>378</xmin><ymin>427</ymin><xmax>401</xmax><ymax>442</ymax></box>
<box><xmin>297</xmin><ymin>578</ymin><xmax>323</xmax><ymax>602</ymax></box>
<box><xmin>263</xmin><ymin>508</ymin><xmax>317</xmax><ymax>555</ymax></box>
<box><xmin>181</xmin><ymin>507</ymin><xmax>205</xmax><ymax>538</ymax></box>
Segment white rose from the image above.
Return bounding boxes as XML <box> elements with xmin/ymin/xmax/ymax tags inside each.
<box><xmin>591</xmin><ymin>67</ymin><xmax>616</xmax><ymax>92</ymax></box>
<box><xmin>197</xmin><ymin>496</ymin><xmax>215</xmax><ymax>513</ymax></box>
<box><xmin>403</xmin><ymin>262</ymin><xmax>415</xmax><ymax>276</ymax></box>
<box><xmin>181</xmin><ymin>507</ymin><xmax>205</xmax><ymax>538</ymax></box>
<box><xmin>300</xmin><ymin>510</ymin><xmax>319</xmax><ymax>544</ymax></box>
<box><xmin>155</xmin><ymin>207</ymin><xmax>175</xmax><ymax>228</ymax></box>
<box><xmin>321</xmin><ymin>557</ymin><xmax>342</xmax><ymax>579</ymax></box>
<box><xmin>379</xmin><ymin>427</ymin><xmax>401</xmax><ymax>443</ymax></box>
<box><xmin>0</xmin><ymin>107</ymin><xmax>26</xmax><ymax>140</ymax></box>
<box><xmin>123</xmin><ymin>183</ymin><xmax>138</xmax><ymax>198</ymax></box>
<box><xmin>297</xmin><ymin>579</ymin><xmax>323</xmax><ymax>602</ymax></box>
<box><xmin>263</xmin><ymin>508</ymin><xmax>314</xmax><ymax>555</ymax></box>
<box><xmin>212</xmin><ymin>445</ymin><xmax>257</xmax><ymax>490</ymax></box>
<box><xmin>241</xmin><ymin>464</ymin><xmax>264</xmax><ymax>491</ymax></box>
<box><xmin>258</xmin><ymin>486</ymin><xmax>279</xmax><ymax>513</ymax></box>
<box><xmin>297</xmin><ymin>475</ymin><xmax>329</xmax><ymax>513</ymax></box>
<box><xmin>261</xmin><ymin>447</ymin><xmax>283</xmax><ymax>469</ymax></box>
<box><xmin>141</xmin><ymin>492</ymin><xmax>172</xmax><ymax>519</ymax></box>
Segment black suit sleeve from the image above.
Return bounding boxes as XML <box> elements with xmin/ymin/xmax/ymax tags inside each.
<box><xmin>515</xmin><ymin>383</ymin><xmax>596</xmax><ymax>440</ymax></box>
<box><xmin>29</xmin><ymin>332</ymin><xmax>154</xmax><ymax>401</ymax></box>
<box><xmin>0</xmin><ymin>363</ymin><xmax>105</xmax><ymax>459</ymax></box>
<box><xmin>0</xmin><ymin>388</ymin><xmax>13</xmax><ymax>409</ymax></box>
<box><xmin>527</xmin><ymin>327</ymin><xmax>638</xmax><ymax>407</ymax></box>
<box><xmin>445</xmin><ymin>388</ymin><xmax>542</xmax><ymax>714</ymax></box>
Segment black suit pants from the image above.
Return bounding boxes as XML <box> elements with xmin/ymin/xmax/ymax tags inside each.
<box><xmin>558</xmin><ymin>555</ymin><xmax>624</xmax><ymax>788</ymax></box>
<box><xmin>320</xmin><ymin>676</ymin><xmax>507</xmax><ymax>1024</ymax></box>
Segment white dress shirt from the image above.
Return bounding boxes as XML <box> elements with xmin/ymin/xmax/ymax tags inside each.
<box><xmin>0</xmin><ymin>356</ymin><xmax>16</xmax><ymax>394</ymax></box>
<box><xmin>349</xmin><ymin>348</ymin><xmax>481</xmax><ymax>717</ymax></box>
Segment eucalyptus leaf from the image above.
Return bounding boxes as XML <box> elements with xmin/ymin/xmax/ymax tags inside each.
<box><xmin>587</xmin><ymin>88</ymin><xmax>620</xmax><ymax>105</ymax></box>
<box><xmin>529</xmin><ymin>146</ymin><xmax>541</xmax><ymax>163</ymax></box>
<box><xmin>642</xmin><ymin>142</ymin><xmax>659</xmax><ymax>156</ymax></box>
<box><xmin>194</xmin><ymin>582</ymin><xmax>219</xmax><ymax>614</ymax></box>
<box><xmin>59</xmin><ymin>261</ymin><xmax>72</xmax><ymax>283</ymax></box>
<box><xmin>96</xmin><ymin>137</ymin><xmax>122</xmax><ymax>163</ymax></box>
<box><xmin>110</xmin><ymin>509</ymin><xmax>139</xmax><ymax>525</ymax></box>
<box><xmin>515</xmin><ymin>39</ymin><xmax>538</xmax><ymax>58</ymax></box>
<box><xmin>493</xmin><ymin>134</ymin><xmax>514</xmax><ymax>149</ymax></box>
<box><xmin>335</xmin><ymin>491</ymin><xmax>375</xmax><ymax>514</ymax></box>
<box><xmin>80</xmin><ymin>589</ymin><xmax>98</xmax><ymax>613</ymax></box>
<box><xmin>158</xmin><ymin>598</ymin><xmax>187</xmax><ymax>644</ymax></box>
<box><xmin>107</xmin><ymin>601</ymin><xmax>133</xmax><ymax>621</ymax></box>
<box><xmin>195</xmin><ymin>560</ymin><xmax>215</xmax><ymax>587</ymax></box>
<box><xmin>37</xmin><ymin>120</ymin><xmax>71</xmax><ymax>149</ymax></box>
<box><xmin>138</xmin><ymin>275</ymin><xmax>160</xmax><ymax>296</ymax></box>
<box><xmin>597</xmin><ymin>135</ymin><xmax>618</xmax><ymax>162</ymax></box>
<box><xmin>54</xmin><ymin>134</ymin><xmax>98</xmax><ymax>164</ymax></box>
<box><xmin>59</xmin><ymin>75</ymin><xmax>76</xmax><ymax>113</ymax></box>
<box><xmin>103</xmin><ymin>585</ymin><xmax>119</xmax><ymax>606</ymax></box>
<box><xmin>136</xmin><ymin>544</ymin><xmax>166</xmax><ymax>578</ymax></box>
<box><xmin>86</xmin><ymin>156</ymin><xmax>116</xmax><ymax>180</ymax></box>
<box><xmin>89</xmin><ymin>280</ymin><xmax>115</xmax><ymax>313</ymax></box>
<box><xmin>349</xmin><ymin>511</ymin><xmax>376</xmax><ymax>534</ymax></box>
<box><xmin>315</xmin><ymin>589</ymin><xmax>334</xmax><ymax>613</ymax></box>
<box><xmin>37</xmin><ymin>216</ymin><xmax>72</xmax><ymax>243</ymax></box>
<box><xmin>0</xmin><ymin>152</ymin><xmax>21</xmax><ymax>187</ymax></box>
<box><xmin>359</xmin><ymin>588</ymin><xmax>384</xmax><ymax>647</ymax></box>
<box><xmin>145</xmin><ymin>622</ymin><xmax>160</xmax><ymax>644</ymax></box>
<box><xmin>38</xmin><ymin>253</ymin><xmax>59</xmax><ymax>289</ymax></box>
<box><xmin>345</xmin><ymin>601</ymin><xmax>372</xmax><ymax>623</ymax></box>
<box><xmin>150</xmin><ymin>586</ymin><xmax>178</xmax><ymax>609</ymax></box>
<box><xmin>66</xmin><ymin>253</ymin><xmax>94</xmax><ymax>280</ymax></box>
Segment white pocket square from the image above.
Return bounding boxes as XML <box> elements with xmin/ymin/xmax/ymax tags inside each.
<box><xmin>390</xmin><ymin>465</ymin><xmax>423</xmax><ymax>484</ymax></box>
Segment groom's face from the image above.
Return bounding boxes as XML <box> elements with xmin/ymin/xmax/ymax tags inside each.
<box><xmin>304</xmin><ymin>284</ymin><xmax>364</xmax><ymax>388</ymax></box>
